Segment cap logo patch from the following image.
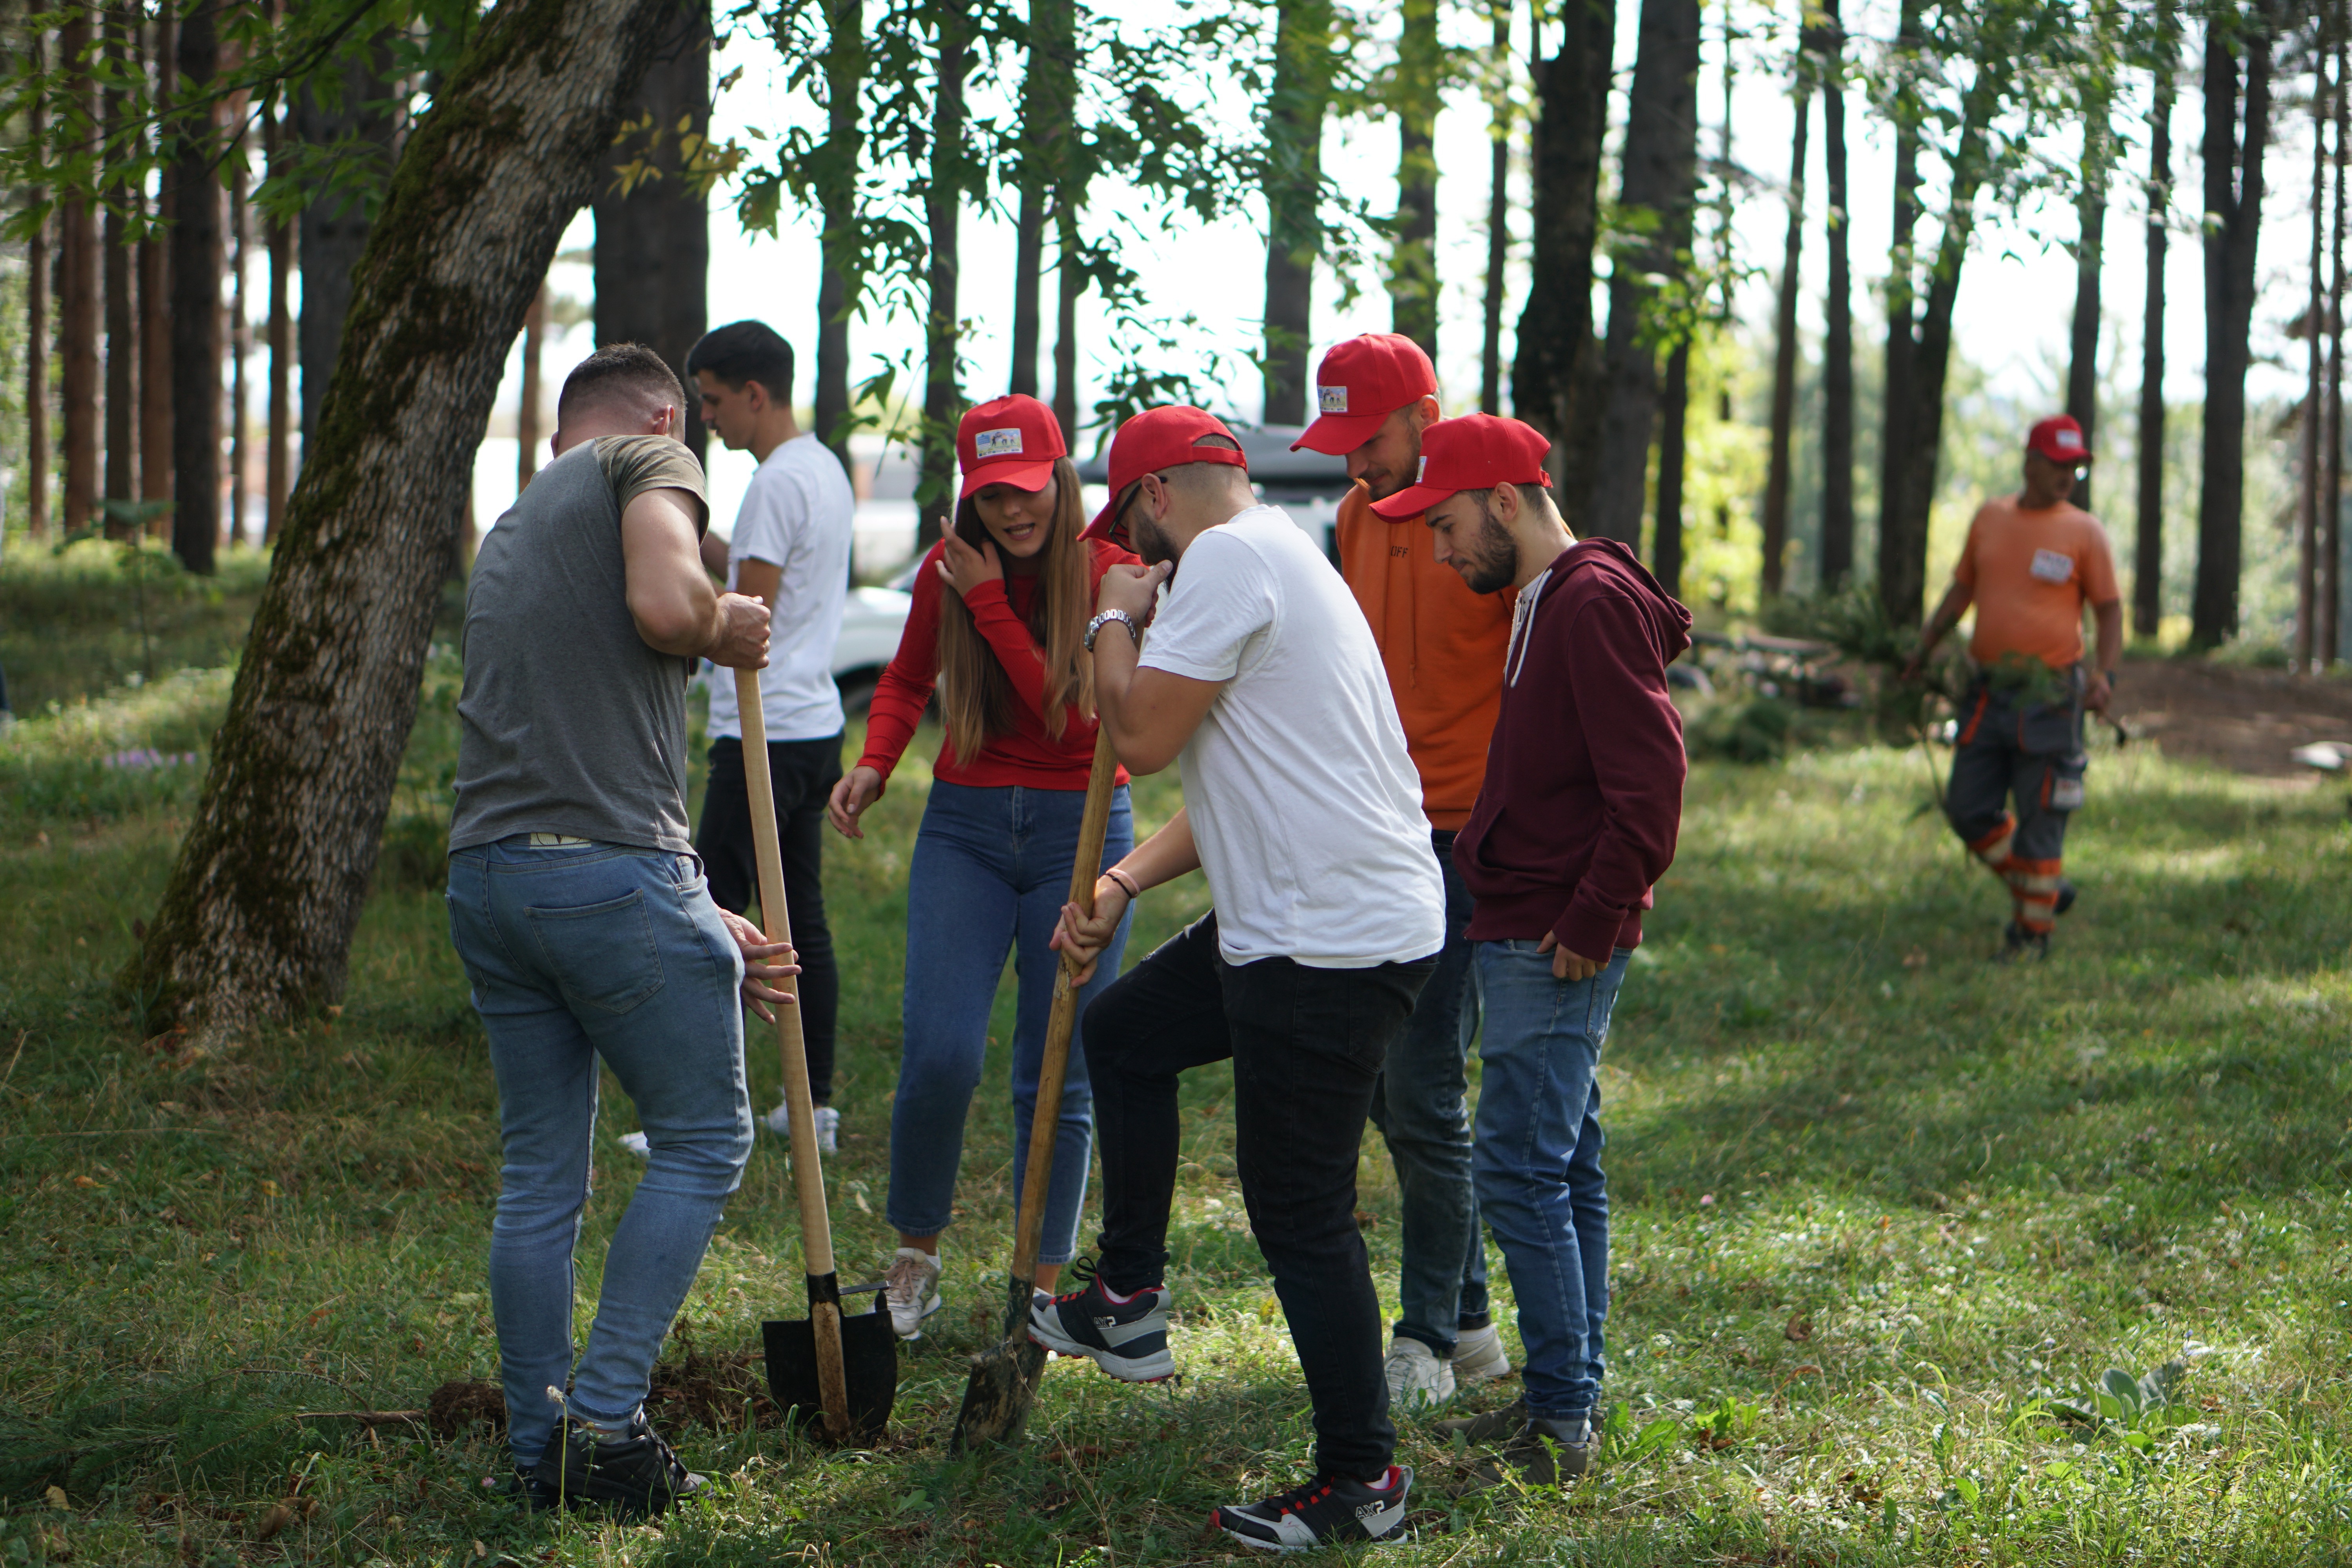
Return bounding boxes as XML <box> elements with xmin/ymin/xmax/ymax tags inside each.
<box><xmin>1318</xmin><ymin>385</ymin><xmax>1349</xmax><ymax>414</ymax></box>
<box><xmin>976</xmin><ymin>427</ymin><xmax>1024</xmax><ymax>458</ymax></box>
<box><xmin>2054</xmin><ymin>428</ymin><xmax>2083</xmax><ymax>451</ymax></box>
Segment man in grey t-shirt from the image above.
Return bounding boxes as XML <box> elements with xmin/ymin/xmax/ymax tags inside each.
<box><xmin>448</xmin><ymin>343</ymin><xmax>790</xmax><ymax>1517</ymax></box>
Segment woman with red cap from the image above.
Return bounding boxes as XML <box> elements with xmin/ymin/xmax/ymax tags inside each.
<box><xmin>827</xmin><ymin>394</ymin><xmax>1140</xmax><ymax>1338</ymax></box>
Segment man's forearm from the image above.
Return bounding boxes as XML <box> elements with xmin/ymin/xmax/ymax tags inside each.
<box><xmin>2093</xmin><ymin>600</ymin><xmax>2123</xmax><ymax>673</ymax></box>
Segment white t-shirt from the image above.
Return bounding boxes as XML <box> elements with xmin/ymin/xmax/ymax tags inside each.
<box><xmin>705</xmin><ymin>433</ymin><xmax>856</xmax><ymax>743</ymax></box>
<box><xmin>1138</xmin><ymin>505</ymin><xmax>1445</xmax><ymax>969</ymax></box>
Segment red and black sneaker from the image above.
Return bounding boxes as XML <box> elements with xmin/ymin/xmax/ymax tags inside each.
<box><xmin>1028</xmin><ymin>1258</ymin><xmax>1174</xmax><ymax>1382</ymax></box>
<box><xmin>1212</xmin><ymin>1465</ymin><xmax>1413</xmax><ymax>1553</ymax></box>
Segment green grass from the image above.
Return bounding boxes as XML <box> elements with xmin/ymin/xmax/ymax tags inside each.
<box><xmin>7</xmin><ymin>634</ymin><xmax>2352</xmax><ymax>1563</ymax></box>
<box><xmin>0</xmin><ymin>541</ymin><xmax>275</xmax><ymax>715</ymax></box>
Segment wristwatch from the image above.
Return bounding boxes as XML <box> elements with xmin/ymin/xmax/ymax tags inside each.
<box><xmin>1085</xmin><ymin>609</ymin><xmax>1138</xmax><ymax>651</ymax></box>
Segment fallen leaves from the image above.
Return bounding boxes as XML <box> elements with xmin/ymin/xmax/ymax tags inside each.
<box><xmin>1783</xmin><ymin>1312</ymin><xmax>1813</xmax><ymax>1343</ymax></box>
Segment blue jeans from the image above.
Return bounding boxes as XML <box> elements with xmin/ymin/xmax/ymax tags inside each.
<box><xmin>887</xmin><ymin>780</ymin><xmax>1134</xmax><ymax>1265</ymax></box>
<box><xmin>1471</xmin><ymin>941</ymin><xmax>1631</xmax><ymax>1423</ymax></box>
<box><xmin>446</xmin><ymin>837</ymin><xmax>754</xmax><ymax>1469</ymax></box>
<box><xmin>1368</xmin><ymin>830</ymin><xmax>1489</xmax><ymax>1356</ymax></box>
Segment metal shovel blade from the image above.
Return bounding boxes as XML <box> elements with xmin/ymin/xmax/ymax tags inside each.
<box><xmin>763</xmin><ymin>1307</ymin><xmax>897</xmax><ymax>1443</ymax></box>
<box><xmin>949</xmin><ymin>1271</ymin><xmax>1048</xmax><ymax>1450</ymax></box>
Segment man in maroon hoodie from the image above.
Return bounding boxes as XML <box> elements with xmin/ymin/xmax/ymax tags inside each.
<box><xmin>1372</xmin><ymin>413</ymin><xmax>1690</xmax><ymax>1484</ymax></box>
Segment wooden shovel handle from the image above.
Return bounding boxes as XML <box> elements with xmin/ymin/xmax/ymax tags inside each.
<box><xmin>735</xmin><ymin>667</ymin><xmax>848</xmax><ymax>1435</ymax></box>
<box><xmin>1008</xmin><ymin>730</ymin><xmax>1123</xmax><ymax>1284</ymax></box>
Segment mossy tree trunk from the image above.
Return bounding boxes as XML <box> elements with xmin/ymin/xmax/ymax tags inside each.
<box><xmin>132</xmin><ymin>0</ymin><xmax>685</xmax><ymax>1033</ymax></box>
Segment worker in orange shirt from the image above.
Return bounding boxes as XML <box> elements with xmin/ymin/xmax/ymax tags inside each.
<box><xmin>1904</xmin><ymin>415</ymin><xmax>2122</xmax><ymax>960</ymax></box>
<box><xmin>1292</xmin><ymin>333</ymin><xmax>1518</xmax><ymax>1404</ymax></box>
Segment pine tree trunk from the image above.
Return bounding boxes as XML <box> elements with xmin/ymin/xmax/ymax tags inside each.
<box><xmin>229</xmin><ymin>117</ymin><xmax>252</xmax><ymax>549</ymax></box>
<box><xmin>1819</xmin><ymin>0</ymin><xmax>1854</xmax><ymax>590</ymax></box>
<box><xmin>296</xmin><ymin>43</ymin><xmax>398</xmax><ymax>469</ymax></box>
<box><xmin>2068</xmin><ymin>78</ymin><xmax>2109</xmax><ymax>518</ymax></box>
<box><xmin>170</xmin><ymin>0</ymin><xmax>221</xmax><ymax>575</ymax></box>
<box><xmin>104</xmin><ymin>6</ymin><xmax>137</xmax><ymax>510</ymax></box>
<box><xmin>1478</xmin><ymin>3</ymin><xmax>1511</xmax><ymax>414</ymax></box>
<box><xmin>517</xmin><ymin>281</ymin><xmax>546</xmax><ymax>491</ymax></box>
<box><xmin>592</xmin><ymin>0</ymin><xmax>710</xmax><ymax>463</ymax></box>
<box><xmin>917</xmin><ymin>2</ymin><xmax>970</xmax><ymax>550</ymax></box>
<box><xmin>1009</xmin><ymin>0</ymin><xmax>1071</xmax><ymax>401</ymax></box>
<box><xmin>2135</xmin><ymin>0</ymin><xmax>2173</xmax><ymax>640</ymax></box>
<box><xmin>1389</xmin><ymin>0</ymin><xmax>1440</xmax><ymax>357</ymax></box>
<box><xmin>2326</xmin><ymin>4</ymin><xmax>2347</xmax><ymax>665</ymax></box>
<box><xmin>141</xmin><ymin>7</ymin><xmax>175</xmax><ymax>516</ymax></box>
<box><xmin>1655</xmin><ymin>336</ymin><xmax>1690</xmax><ymax>597</ymax></box>
<box><xmin>1761</xmin><ymin>67</ymin><xmax>1809</xmax><ymax>598</ymax></box>
<box><xmin>1587</xmin><ymin>0</ymin><xmax>1700</xmax><ymax>548</ymax></box>
<box><xmin>24</xmin><ymin>30</ymin><xmax>49</xmax><ymax>542</ymax></box>
<box><xmin>265</xmin><ymin>90</ymin><xmax>292</xmax><ymax>543</ymax></box>
<box><xmin>60</xmin><ymin>9</ymin><xmax>100</xmax><ymax>540</ymax></box>
<box><xmin>131</xmin><ymin>0</ymin><xmax>699</xmax><ymax>1033</ymax></box>
<box><xmin>1053</xmin><ymin>181</ymin><xmax>1086</xmax><ymax>440</ymax></box>
<box><xmin>1261</xmin><ymin>0</ymin><xmax>1334</xmax><ymax>425</ymax></box>
<box><xmin>2193</xmin><ymin>1</ymin><xmax>2276</xmax><ymax>650</ymax></box>
<box><xmin>2302</xmin><ymin>47</ymin><xmax>2327</xmax><ymax>673</ymax></box>
<box><xmin>812</xmin><ymin>0</ymin><xmax>864</xmax><ymax>471</ymax></box>
<box><xmin>1511</xmin><ymin>0</ymin><xmax>1615</xmax><ymax>519</ymax></box>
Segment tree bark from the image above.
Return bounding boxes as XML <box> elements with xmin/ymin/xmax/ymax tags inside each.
<box><xmin>517</xmin><ymin>280</ymin><xmax>546</xmax><ymax>490</ymax></box>
<box><xmin>2327</xmin><ymin>3</ymin><xmax>2347</xmax><ymax>665</ymax></box>
<box><xmin>24</xmin><ymin>30</ymin><xmax>49</xmax><ymax>542</ymax></box>
<box><xmin>1479</xmin><ymin>2</ymin><xmax>1511</xmax><ymax>415</ymax></box>
<box><xmin>1009</xmin><ymin>0</ymin><xmax>1072</xmax><ymax>400</ymax></box>
<box><xmin>2192</xmin><ymin>0</ymin><xmax>2276</xmax><ymax>650</ymax></box>
<box><xmin>1053</xmin><ymin>174</ymin><xmax>1087</xmax><ymax>440</ymax></box>
<box><xmin>104</xmin><ymin>5</ymin><xmax>137</xmax><ymax>510</ymax></box>
<box><xmin>265</xmin><ymin>91</ymin><xmax>292</xmax><ymax>543</ymax></box>
<box><xmin>1586</xmin><ymin>0</ymin><xmax>1700</xmax><ymax>547</ymax></box>
<box><xmin>1261</xmin><ymin>0</ymin><xmax>1335</xmax><ymax>425</ymax></box>
<box><xmin>916</xmin><ymin>1</ymin><xmax>970</xmax><ymax>550</ymax></box>
<box><xmin>812</xmin><ymin>0</ymin><xmax>865</xmax><ymax>471</ymax></box>
<box><xmin>60</xmin><ymin>8</ymin><xmax>100</xmax><ymax>540</ymax></box>
<box><xmin>592</xmin><ymin>0</ymin><xmax>710</xmax><ymax>464</ymax></box>
<box><xmin>1389</xmin><ymin>0</ymin><xmax>1440</xmax><ymax>357</ymax></box>
<box><xmin>2067</xmin><ymin>76</ymin><xmax>2109</xmax><ymax>519</ymax></box>
<box><xmin>1818</xmin><ymin>0</ymin><xmax>1854</xmax><ymax>589</ymax></box>
<box><xmin>170</xmin><ymin>0</ymin><xmax>221</xmax><ymax>575</ymax></box>
<box><xmin>2302</xmin><ymin>43</ymin><xmax>2327</xmax><ymax>672</ymax></box>
<box><xmin>1760</xmin><ymin>58</ymin><xmax>1809</xmax><ymax>598</ymax></box>
<box><xmin>1655</xmin><ymin>336</ymin><xmax>1690</xmax><ymax>597</ymax></box>
<box><xmin>132</xmin><ymin>0</ymin><xmax>696</xmax><ymax>1033</ymax></box>
<box><xmin>1511</xmin><ymin>0</ymin><xmax>1615</xmax><ymax>520</ymax></box>
<box><xmin>2134</xmin><ymin>0</ymin><xmax>2173</xmax><ymax>639</ymax></box>
<box><xmin>140</xmin><ymin>5</ymin><xmax>174</xmax><ymax>516</ymax></box>
<box><xmin>296</xmin><ymin>42</ymin><xmax>399</xmax><ymax>470</ymax></box>
<box><xmin>229</xmin><ymin>114</ymin><xmax>252</xmax><ymax>548</ymax></box>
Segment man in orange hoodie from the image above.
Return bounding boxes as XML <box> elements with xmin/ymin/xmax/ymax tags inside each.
<box><xmin>1293</xmin><ymin>334</ymin><xmax>1518</xmax><ymax>1407</ymax></box>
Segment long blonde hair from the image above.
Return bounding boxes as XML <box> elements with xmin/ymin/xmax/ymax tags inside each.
<box><xmin>937</xmin><ymin>457</ymin><xmax>1095</xmax><ymax>766</ymax></box>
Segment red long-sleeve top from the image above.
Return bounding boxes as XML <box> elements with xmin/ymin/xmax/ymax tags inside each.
<box><xmin>859</xmin><ymin>538</ymin><xmax>1139</xmax><ymax>791</ymax></box>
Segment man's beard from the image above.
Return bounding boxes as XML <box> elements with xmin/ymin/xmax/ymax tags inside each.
<box><xmin>1458</xmin><ymin>503</ymin><xmax>1518</xmax><ymax>595</ymax></box>
<box><xmin>1131</xmin><ymin>510</ymin><xmax>1180</xmax><ymax>569</ymax></box>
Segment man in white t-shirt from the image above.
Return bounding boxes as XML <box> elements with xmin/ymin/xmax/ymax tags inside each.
<box><xmin>1030</xmin><ymin>405</ymin><xmax>1444</xmax><ymax>1553</ymax></box>
<box><xmin>684</xmin><ymin>321</ymin><xmax>855</xmax><ymax>1149</ymax></box>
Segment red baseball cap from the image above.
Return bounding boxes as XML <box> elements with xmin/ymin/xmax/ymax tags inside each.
<box><xmin>1369</xmin><ymin>413</ymin><xmax>1552</xmax><ymax>519</ymax></box>
<box><xmin>957</xmin><ymin>394</ymin><xmax>1066</xmax><ymax>498</ymax></box>
<box><xmin>2026</xmin><ymin>414</ymin><xmax>2092</xmax><ymax>465</ymax></box>
<box><xmin>1291</xmin><ymin>334</ymin><xmax>1439</xmax><ymax>454</ymax></box>
<box><xmin>1083</xmin><ymin>405</ymin><xmax>1252</xmax><ymax>544</ymax></box>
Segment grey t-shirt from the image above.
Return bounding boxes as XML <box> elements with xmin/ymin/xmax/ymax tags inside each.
<box><xmin>450</xmin><ymin>435</ymin><xmax>710</xmax><ymax>855</ymax></box>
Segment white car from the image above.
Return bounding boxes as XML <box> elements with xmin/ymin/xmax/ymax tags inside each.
<box><xmin>831</xmin><ymin>584</ymin><xmax>913</xmax><ymax>717</ymax></box>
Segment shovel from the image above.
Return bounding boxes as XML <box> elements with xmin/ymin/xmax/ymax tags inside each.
<box><xmin>950</xmin><ymin>728</ymin><xmax>1123</xmax><ymax>1450</ymax></box>
<box><xmin>733</xmin><ymin>667</ymin><xmax>897</xmax><ymax>1443</ymax></box>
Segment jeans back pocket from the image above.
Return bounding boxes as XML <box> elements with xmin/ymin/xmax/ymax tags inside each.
<box><xmin>524</xmin><ymin>889</ymin><xmax>668</xmax><ymax>1015</ymax></box>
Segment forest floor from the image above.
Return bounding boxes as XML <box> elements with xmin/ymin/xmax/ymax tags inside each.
<box><xmin>6</xmin><ymin>556</ymin><xmax>2352</xmax><ymax>1564</ymax></box>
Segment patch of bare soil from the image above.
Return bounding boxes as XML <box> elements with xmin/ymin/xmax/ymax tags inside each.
<box><xmin>2110</xmin><ymin>657</ymin><xmax>2352</xmax><ymax>777</ymax></box>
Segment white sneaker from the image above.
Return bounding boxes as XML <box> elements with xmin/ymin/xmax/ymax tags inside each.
<box><xmin>1452</xmin><ymin>1321</ymin><xmax>1511</xmax><ymax>1387</ymax></box>
<box><xmin>884</xmin><ymin>1247</ymin><xmax>944</xmax><ymax>1339</ymax></box>
<box><xmin>760</xmin><ymin>1103</ymin><xmax>840</xmax><ymax>1154</ymax></box>
<box><xmin>1384</xmin><ymin>1333</ymin><xmax>1456</xmax><ymax>1411</ymax></box>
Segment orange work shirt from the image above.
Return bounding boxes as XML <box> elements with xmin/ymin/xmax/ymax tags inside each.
<box><xmin>1334</xmin><ymin>484</ymin><xmax>1516</xmax><ymax>831</ymax></box>
<box><xmin>1951</xmin><ymin>494</ymin><xmax>2121</xmax><ymax>670</ymax></box>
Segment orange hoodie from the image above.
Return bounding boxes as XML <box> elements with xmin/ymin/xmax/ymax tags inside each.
<box><xmin>1334</xmin><ymin>483</ymin><xmax>1516</xmax><ymax>831</ymax></box>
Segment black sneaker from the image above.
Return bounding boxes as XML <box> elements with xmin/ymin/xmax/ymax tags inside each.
<box><xmin>529</xmin><ymin>1411</ymin><xmax>706</xmax><ymax>1517</ymax></box>
<box><xmin>1997</xmin><ymin>921</ymin><xmax>2050</xmax><ymax>962</ymax></box>
<box><xmin>483</xmin><ymin>1463</ymin><xmax>566</xmax><ymax>1512</ymax></box>
<box><xmin>1213</xmin><ymin>1465</ymin><xmax>1413</xmax><ymax>1552</ymax></box>
<box><xmin>1028</xmin><ymin>1259</ymin><xmax>1174</xmax><ymax>1382</ymax></box>
<box><xmin>1472</xmin><ymin>1415</ymin><xmax>1593</xmax><ymax>1488</ymax></box>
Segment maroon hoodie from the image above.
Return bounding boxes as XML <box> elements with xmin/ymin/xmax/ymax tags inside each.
<box><xmin>1454</xmin><ymin>537</ymin><xmax>1691</xmax><ymax>959</ymax></box>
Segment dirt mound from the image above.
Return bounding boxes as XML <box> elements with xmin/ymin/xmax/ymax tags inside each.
<box><xmin>2111</xmin><ymin>657</ymin><xmax>2352</xmax><ymax>778</ymax></box>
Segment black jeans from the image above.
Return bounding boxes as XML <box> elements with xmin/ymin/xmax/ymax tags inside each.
<box><xmin>697</xmin><ymin>735</ymin><xmax>842</xmax><ymax>1103</ymax></box>
<box><xmin>1083</xmin><ymin>912</ymin><xmax>1435</xmax><ymax>1481</ymax></box>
